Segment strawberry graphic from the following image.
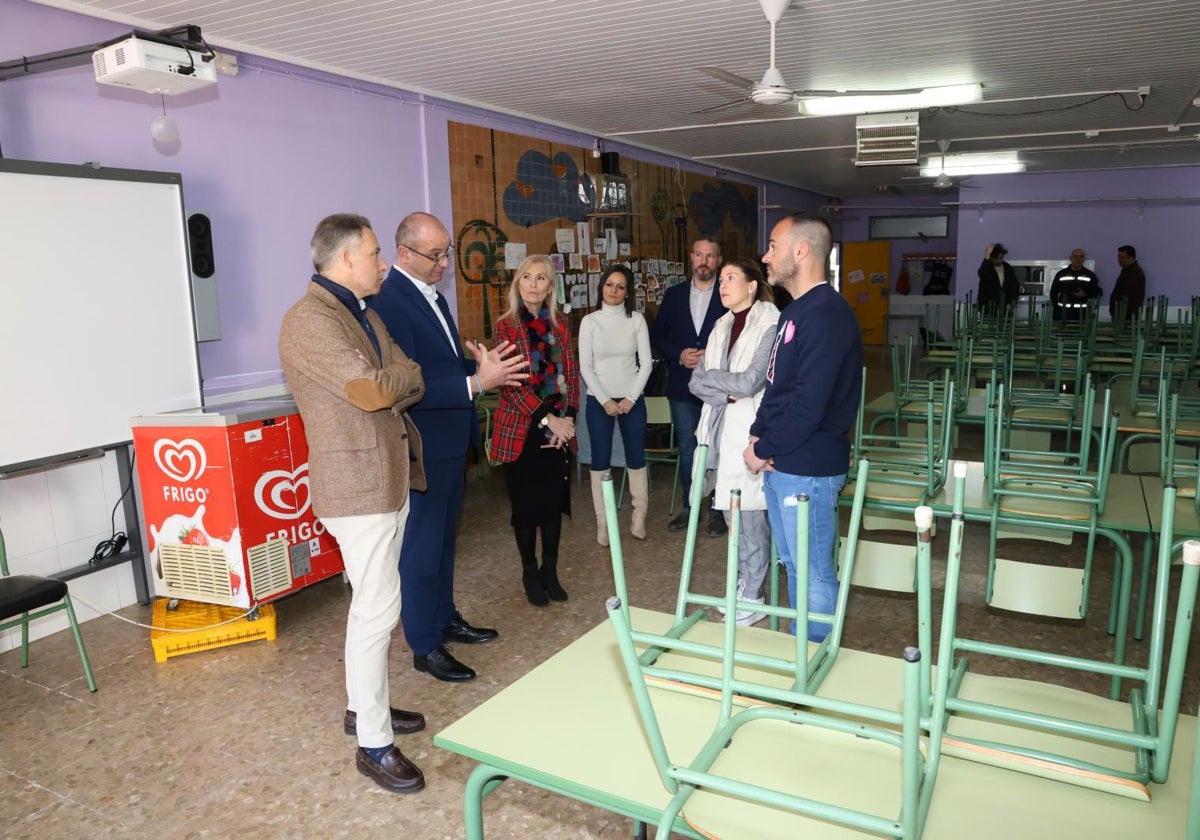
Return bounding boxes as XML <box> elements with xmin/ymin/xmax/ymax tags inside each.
<box><xmin>229</xmin><ymin>570</ymin><xmax>242</xmax><ymax>595</ymax></box>
<box><xmin>179</xmin><ymin>525</ymin><xmax>209</xmax><ymax>546</ymax></box>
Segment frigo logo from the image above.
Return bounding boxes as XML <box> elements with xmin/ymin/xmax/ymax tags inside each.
<box><xmin>254</xmin><ymin>464</ymin><xmax>312</xmax><ymax>520</ymax></box>
<box><xmin>153</xmin><ymin>438</ymin><xmax>208</xmax><ymax>483</ymax></box>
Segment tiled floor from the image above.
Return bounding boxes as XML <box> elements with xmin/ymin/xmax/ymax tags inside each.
<box><xmin>3</xmin><ymin>359</ymin><xmax>1199</xmax><ymax>838</ymax></box>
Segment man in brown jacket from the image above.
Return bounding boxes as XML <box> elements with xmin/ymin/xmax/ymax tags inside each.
<box><xmin>279</xmin><ymin>214</ymin><xmax>428</xmax><ymax>794</ymax></box>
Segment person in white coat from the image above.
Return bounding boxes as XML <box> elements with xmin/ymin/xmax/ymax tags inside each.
<box><xmin>689</xmin><ymin>258</ymin><xmax>780</xmax><ymax>625</ymax></box>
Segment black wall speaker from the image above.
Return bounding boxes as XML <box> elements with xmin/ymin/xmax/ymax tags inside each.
<box><xmin>600</xmin><ymin>151</ymin><xmax>621</xmax><ymax>175</ymax></box>
<box><xmin>187</xmin><ymin>212</ymin><xmax>215</xmax><ymax>279</ymax></box>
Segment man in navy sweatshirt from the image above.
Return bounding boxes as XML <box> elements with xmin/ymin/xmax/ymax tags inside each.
<box><xmin>744</xmin><ymin>213</ymin><xmax>862</xmax><ymax>641</ymax></box>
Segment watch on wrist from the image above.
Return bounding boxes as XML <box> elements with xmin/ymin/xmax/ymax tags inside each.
<box><xmin>539</xmin><ymin>415</ymin><xmax>550</xmax><ymax>429</ymax></box>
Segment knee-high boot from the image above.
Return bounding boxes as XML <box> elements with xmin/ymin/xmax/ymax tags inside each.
<box><xmin>590</xmin><ymin>469</ymin><xmax>610</xmax><ymax>547</ymax></box>
<box><xmin>539</xmin><ymin>521</ymin><xmax>568</xmax><ymax>601</ymax></box>
<box><xmin>514</xmin><ymin>526</ymin><xmax>548</xmax><ymax>606</ymax></box>
<box><xmin>627</xmin><ymin>467</ymin><xmax>648</xmax><ymax>540</ymax></box>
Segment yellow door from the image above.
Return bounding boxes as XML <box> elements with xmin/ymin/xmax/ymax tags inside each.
<box><xmin>841</xmin><ymin>241</ymin><xmax>890</xmax><ymax>346</ymax></box>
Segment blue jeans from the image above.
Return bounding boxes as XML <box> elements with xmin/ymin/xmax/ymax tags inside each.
<box><xmin>585</xmin><ymin>395</ymin><xmax>647</xmax><ymax>470</ymax></box>
<box><xmin>763</xmin><ymin>471</ymin><xmax>847</xmax><ymax>641</ymax></box>
<box><xmin>668</xmin><ymin>398</ymin><xmax>702</xmax><ymax>505</ymax></box>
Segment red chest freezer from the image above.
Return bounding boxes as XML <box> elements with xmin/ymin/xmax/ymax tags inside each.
<box><xmin>131</xmin><ymin>401</ymin><xmax>343</xmax><ymax>608</ymax></box>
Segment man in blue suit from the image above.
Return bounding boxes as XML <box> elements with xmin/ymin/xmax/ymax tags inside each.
<box><xmin>650</xmin><ymin>237</ymin><xmax>728</xmax><ymax>536</ymax></box>
<box><xmin>371</xmin><ymin>212</ymin><xmax>527</xmax><ymax>682</ymax></box>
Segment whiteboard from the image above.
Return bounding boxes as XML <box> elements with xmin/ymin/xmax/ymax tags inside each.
<box><xmin>0</xmin><ymin>161</ymin><xmax>202</xmax><ymax>470</ymax></box>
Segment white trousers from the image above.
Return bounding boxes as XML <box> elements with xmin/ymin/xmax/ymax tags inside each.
<box><xmin>322</xmin><ymin>500</ymin><xmax>409</xmax><ymax>749</ymax></box>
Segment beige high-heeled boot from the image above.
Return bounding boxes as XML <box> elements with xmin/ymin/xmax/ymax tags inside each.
<box><xmin>590</xmin><ymin>469</ymin><xmax>610</xmax><ymax>547</ymax></box>
<box><xmin>627</xmin><ymin>467</ymin><xmax>648</xmax><ymax>540</ymax></box>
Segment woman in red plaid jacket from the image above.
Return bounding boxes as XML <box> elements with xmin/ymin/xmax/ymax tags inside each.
<box><xmin>489</xmin><ymin>255</ymin><xmax>580</xmax><ymax>607</ymax></box>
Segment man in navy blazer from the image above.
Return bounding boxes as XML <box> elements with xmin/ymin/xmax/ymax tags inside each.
<box><xmin>650</xmin><ymin>237</ymin><xmax>728</xmax><ymax>535</ymax></box>
<box><xmin>371</xmin><ymin>212</ymin><xmax>527</xmax><ymax>682</ymax></box>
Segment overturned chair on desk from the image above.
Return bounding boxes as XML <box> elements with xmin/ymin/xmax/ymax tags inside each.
<box><xmin>602</xmin><ymin>457</ymin><xmax>949</xmax><ymax>838</ymax></box>
<box><xmin>933</xmin><ymin>468</ymin><xmax>1200</xmax><ymax>801</ymax></box>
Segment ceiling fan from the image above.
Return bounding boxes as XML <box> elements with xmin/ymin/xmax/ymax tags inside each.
<box><xmin>927</xmin><ymin>139</ymin><xmax>980</xmax><ymax>189</ymax></box>
<box><xmin>696</xmin><ymin>0</ymin><xmax>920</xmax><ymax>112</ymax></box>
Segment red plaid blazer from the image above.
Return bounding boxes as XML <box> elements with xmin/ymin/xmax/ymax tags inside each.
<box><xmin>488</xmin><ymin>312</ymin><xmax>579</xmax><ymax>464</ymax></box>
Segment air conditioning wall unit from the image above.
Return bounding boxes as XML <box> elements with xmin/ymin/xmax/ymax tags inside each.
<box><xmin>855</xmin><ymin>111</ymin><xmax>920</xmax><ymax>166</ymax></box>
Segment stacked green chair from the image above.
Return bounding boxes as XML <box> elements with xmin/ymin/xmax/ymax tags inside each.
<box><xmin>603</xmin><ymin>467</ymin><xmax>948</xmax><ymax>839</ymax></box>
<box><xmin>934</xmin><ymin>465</ymin><xmax>1200</xmax><ymax>800</ymax></box>
<box><xmin>984</xmin><ymin>380</ymin><xmax>1118</xmax><ymax>619</ymax></box>
<box><xmin>607</xmin><ymin>455</ymin><xmax>874</xmax><ymax>696</ymax></box>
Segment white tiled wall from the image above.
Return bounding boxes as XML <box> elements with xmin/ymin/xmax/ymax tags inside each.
<box><xmin>0</xmin><ymin>451</ymin><xmax>141</xmax><ymax>653</ymax></box>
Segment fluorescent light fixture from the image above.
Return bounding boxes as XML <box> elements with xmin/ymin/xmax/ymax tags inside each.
<box><xmin>797</xmin><ymin>83</ymin><xmax>982</xmax><ymax>117</ymax></box>
<box><xmin>920</xmin><ymin>150</ymin><xmax>1026</xmax><ymax>177</ymax></box>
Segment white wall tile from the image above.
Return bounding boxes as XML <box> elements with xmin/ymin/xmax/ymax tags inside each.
<box><xmin>99</xmin><ymin>450</ymin><xmax>133</xmax><ymax>536</ymax></box>
<box><xmin>67</xmin><ymin>567</ymin><xmax>124</xmax><ymax>621</ymax></box>
<box><xmin>0</xmin><ymin>471</ymin><xmax>56</xmax><ymax>556</ymax></box>
<box><xmin>5</xmin><ymin>545</ymin><xmax>62</xmax><ymax>577</ymax></box>
<box><xmin>45</xmin><ymin>459</ymin><xmax>110</xmax><ymax>544</ymax></box>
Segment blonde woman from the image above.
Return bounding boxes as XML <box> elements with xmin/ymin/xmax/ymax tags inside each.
<box><xmin>489</xmin><ymin>256</ymin><xmax>580</xmax><ymax>606</ymax></box>
<box><xmin>689</xmin><ymin>258</ymin><xmax>779</xmax><ymax>625</ymax></box>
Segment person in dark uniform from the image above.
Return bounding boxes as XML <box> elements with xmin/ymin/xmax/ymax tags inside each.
<box><xmin>1048</xmin><ymin>248</ymin><xmax>1101</xmax><ymax>321</ymax></box>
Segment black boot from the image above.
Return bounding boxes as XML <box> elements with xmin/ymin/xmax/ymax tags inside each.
<box><xmin>515</xmin><ymin>526</ymin><xmax>548</xmax><ymax>606</ymax></box>
<box><xmin>707</xmin><ymin>495</ymin><xmax>728</xmax><ymax>538</ymax></box>
<box><xmin>539</xmin><ymin>522</ymin><xmax>568</xmax><ymax>602</ymax></box>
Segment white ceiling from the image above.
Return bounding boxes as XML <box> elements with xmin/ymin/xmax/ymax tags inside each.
<box><xmin>29</xmin><ymin>0</ymin><xmax>1200</xmax><ymax>199</ymax></box>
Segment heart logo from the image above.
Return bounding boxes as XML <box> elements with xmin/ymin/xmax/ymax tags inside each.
<box><xmin>153</xmin><ymin>438</ymin><xmax>208</xmax><ymax>483</ymax></box>
<box><xmin>254</xmin><ymin>463</ymin><xmax>312</xmax><ymax>520</ymax></box>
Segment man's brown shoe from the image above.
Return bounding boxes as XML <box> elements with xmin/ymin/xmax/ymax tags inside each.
<box><xmin>343</xmin><ymin>707</ymin><xmax>426</xmax><ymax>737</ymax></box>
<box><xmin>355</xmin><ymin>747</ymin><xmax>425</xmax><ymax>794</ymax></box>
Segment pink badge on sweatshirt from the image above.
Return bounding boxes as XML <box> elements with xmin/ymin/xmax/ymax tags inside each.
<box><xmin>782</xmin><ymin>320</ymin><xmax>796</xmax><ymax>343</ymax></box>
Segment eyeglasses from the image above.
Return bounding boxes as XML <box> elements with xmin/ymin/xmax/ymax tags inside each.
<box><xmin>407</xmin><ymin>244</ymin><xmax>455</xmax><ymax>265</ymax></box>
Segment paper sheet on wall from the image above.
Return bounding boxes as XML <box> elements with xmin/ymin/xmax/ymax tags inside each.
<box><xmin>555</xmin><ymin>228</ymin><xmax>575</xmax><ymax>253</ymax></box>
<box><xmin>569</xmin><ymin>253</ymin><xmax>584</xmax><ymax>270</ymax></box>
<box><xmin>576</xmin><ymin>222</ymin><xmax>590</xmax><ymax>256</ymax></box>
<box><xmin>619</xmin><ymin>242</ymin><xmax>631</xmax><ymax>256</ymax></box>
<box><xmin>848</xmin><ymin>269</ymin><xmax>865</xmax><ymax>284</ymax></box>
<box><xmin>588</xmin><ymin>273</ymin><xmax>600</xmax><ymax>307</ymax></box>
<box><xmin>504</xmin><ymin>242</ymin><xmax>527</xmax><ymax>269</ymax></box>
<box><xmin>605</xmin><ymin>229</ymin><xmax>618</xmax><ymax>260</ymax></box>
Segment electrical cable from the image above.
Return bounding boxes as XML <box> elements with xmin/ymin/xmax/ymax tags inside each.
<box><xmin>932</xmin><ymin>91</ymin><xmax>1146</xmax><ymax>118</ymax></box>
<box><xmin>89</xmin><ymin>451</ymin><xmax>135</xmax><ymax>564</ymax></box>
<box><xmin>69</xmin><ymin>592</ymin><xmax>262</xmax><ymax>633</ymax></box>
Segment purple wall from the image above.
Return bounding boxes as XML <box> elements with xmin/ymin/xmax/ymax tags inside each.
<box><xmin>953</xmin><ymin>168</ymin><xmax>1200</xmax><ymax>304</ymax></box>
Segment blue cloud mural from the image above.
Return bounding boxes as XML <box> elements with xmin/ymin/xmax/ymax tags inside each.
<box><xmin>689</xmin><ymin>182</ymin><xmax>754</xmax><ymax>243</ymax></box>
<box><xmin>503</xmin><ymin>150</ymin><xmax>596</xmax><ymax>228</ymax></box>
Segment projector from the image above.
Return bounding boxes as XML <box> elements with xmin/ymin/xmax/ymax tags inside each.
<box><xmin>93</xmin><ymin>36</ymin><xmax>217</xmax><ymax>95</ymax></box>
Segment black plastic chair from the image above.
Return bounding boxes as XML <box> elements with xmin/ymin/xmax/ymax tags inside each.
<box><xmin>0</xmin><ymin>526</ymin><xmax>97</xmax><ymax>692</ymax></box>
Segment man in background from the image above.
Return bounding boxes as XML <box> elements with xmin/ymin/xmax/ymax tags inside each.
<box><xmin>1109</xmin><ymin>244</ymin><xmax>1146</xmax><ymax>320</ymax></box>
<box><xmin>651</xmin><ymin>237</ymin><xmax>728</xmax><ymax>536</ymax></box>
<box><xmin>1048</xmin><ymin>248</ymin><xmax>1100</xmax><ymax>321</ymax></box>
<box><xmin>744</xmin><ymin>213</ymin><xmax>862</xmax><ymax>642</ymax></box>
<box><xmin>371</xmin><ymin>212</ymin><xmax>527</xmax><ymax>683</ymax></box>
<box><xmin>279</xmin><ymin>213</ymin><xmax>427</xmax><ymax>793</ymax></box>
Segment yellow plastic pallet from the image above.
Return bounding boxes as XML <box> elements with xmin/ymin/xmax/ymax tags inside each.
<box><xmin>150</xmin><ymin>598</ymin><xmax>277</xmax><ymax>663</ymax></box>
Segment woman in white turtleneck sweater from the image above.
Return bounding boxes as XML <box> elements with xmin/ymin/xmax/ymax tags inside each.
<box><xmin>578</xmin><ymin>265</ymin><xmax>652</xmax><ymax>545</ymax></box>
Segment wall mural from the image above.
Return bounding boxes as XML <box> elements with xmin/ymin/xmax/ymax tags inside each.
<box><xmin>454</xmin><ymin>219</ymin><xmax>509</xmax><ymax>340</ymax></box>
<box><xmin>447</xmin><ymin>122</ymin><xmax>758</xmax><ymax>341</ymax></box>
<box><xmin>502</xmin><ymin>150</ymin><xmax>595</xmax><ymax>227</ymax></box>
<box><xmin>689</xmin><ymin>182</ymin><xmax>756</xmax><ymax>244</ymax></box>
